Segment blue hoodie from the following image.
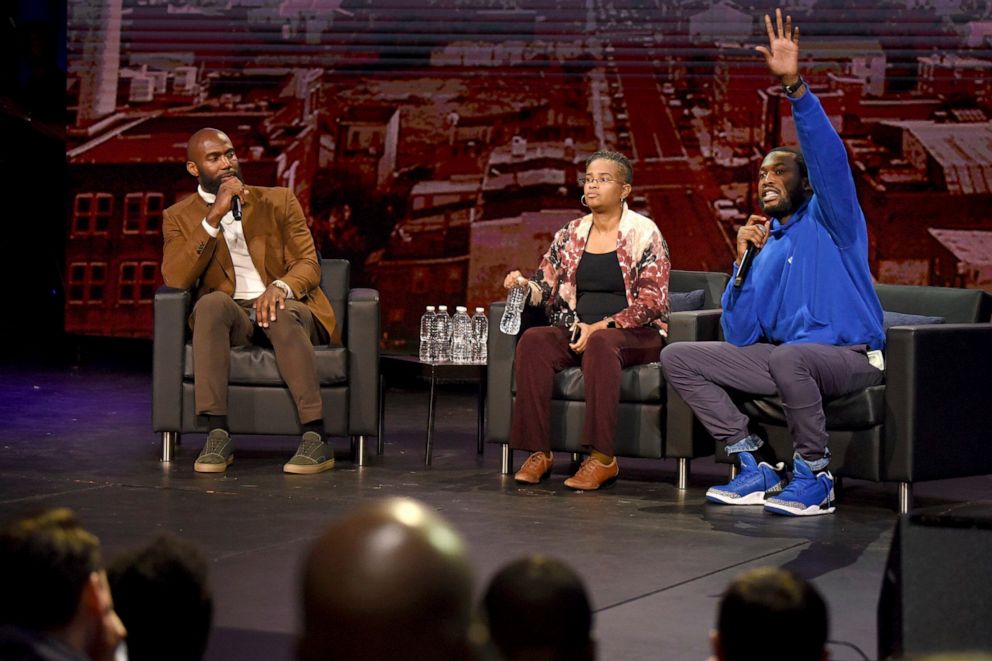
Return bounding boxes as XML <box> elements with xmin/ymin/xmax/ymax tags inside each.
<box><xmin>721</xmin><ymin>89</ymin><xmax>885</xmax><ymax>351</ymax></box>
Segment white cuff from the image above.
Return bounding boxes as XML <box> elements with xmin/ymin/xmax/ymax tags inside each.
<box><xmin>201</xmin><ymin>218</ymin><xmax>220</xmax><ymax>238</ymax></box>
<box><xmin>272</xmin><ymin>280</ymin><xmax>294</xmax><ymax>299</ymax></box>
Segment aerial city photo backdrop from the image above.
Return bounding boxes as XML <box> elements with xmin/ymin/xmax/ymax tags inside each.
<box><xmin>66</xmin><ymin>0</ymin><xmax>992</xmax><ymax>349</ymax></box>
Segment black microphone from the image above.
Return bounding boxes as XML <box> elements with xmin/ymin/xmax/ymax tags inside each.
<box><xmin>231</xmin><ymin>195</ymin><xmax>242</xmax><ymax>221</ymax></box>
<box><xmin>734</xmin><ymin>242</ymin><xmax>757</xmax><ymax>288</ymax></box>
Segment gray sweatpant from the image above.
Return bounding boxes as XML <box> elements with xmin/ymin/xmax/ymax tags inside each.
<box><xmin>660</xmin><ymin>341</ymin><xmax>884</xmax><ymax>463</ymax></box>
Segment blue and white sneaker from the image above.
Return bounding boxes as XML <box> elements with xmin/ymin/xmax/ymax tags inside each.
<box><xmin>764</xmin><ymin>455</ymin><xmax>836</xmax><ymax>516</ymax></box>
<box><xmin>706</xmin><ymin>452</ymin><xmax>787</xmax><ymax>505</ymax></box>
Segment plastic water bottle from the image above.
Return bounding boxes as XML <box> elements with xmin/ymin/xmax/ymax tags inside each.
<box><xmin>499</xmin><ymin>283</ymin><xmax>527</xmax><ymax>335</ymax></box>
<box><xmin>434</xmin><ymin>305</ymin><xmax>451</xmax><ymax>362</ymax></box>
<box><xmin>419</xmin><ymin>306</ymin><xmax>436</xmax><ymax>362</ymax></box>
<box><xmin>471</xmin><ymin>307</ymin><xmax>488</xmax><ymax>363</ymax></box>
<box><xmin>451</xmin><ymin>306</ymin><xmax>472</xmax><ymax>363</ymax></box>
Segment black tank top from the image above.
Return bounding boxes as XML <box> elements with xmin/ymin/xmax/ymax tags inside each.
<box><xmin>575</xmin><ymin>250</ymin><xmax>626</xmax><ymax>324</ymax></box>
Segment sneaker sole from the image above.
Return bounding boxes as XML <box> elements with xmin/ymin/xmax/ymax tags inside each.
<box><xmin>194</xmin><ymin>455</ymin><xmax>234</xmax><ymax>473</ymax></box>
<box><xmin>764</xmin><ymin>502</ymin><xmax>836</xmax><ymax>516</ymax></box>
<box><xmin>706</xmin><ymin>489</ymin><xmax>766</xmax><ymax>505</ymax></box>
<box><xmin>283</xmin><ymin>459</ymin><xmax>335</xmax><ymax>475</ymax></box>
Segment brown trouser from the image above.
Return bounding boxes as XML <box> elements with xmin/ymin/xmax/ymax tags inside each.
<box><xmin>510</xmin><ymin>326</ymin><xmax>665</xmax><ymax>456</ymax></box>
<box><xmin>189</xmin><ymin>291</ymin><xmax>329</xmax><ymax>423</ymax></box>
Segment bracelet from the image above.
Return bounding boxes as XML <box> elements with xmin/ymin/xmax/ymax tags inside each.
<box><xmin>782</xmin><ymin>76</ymin><xmax>805</xmax><ymax>96</ymax></box>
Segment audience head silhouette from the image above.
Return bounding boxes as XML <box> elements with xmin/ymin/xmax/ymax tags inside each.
<box><xmin>299</xmin><ymin>497</ymin><xmax>475</xmax><ymax>661</ymax></box>
<box><xmin>713</xmin><ymin>567</ymin><xmax>827</xmax><ymax>661</ymax></box>
<box><xmin>108</xmin><ymin>534</ymin><xmax>213</xmax><ymax>661</ymax></box>
<box><xmin>0</xmin><ymin>508</ymin><xmax>126</xmax><ymax>661</ymax></box>
<box><xmin>483</xmin><ymin>554</ymin><xmax>595</xmax><ymax>661</ymax></box>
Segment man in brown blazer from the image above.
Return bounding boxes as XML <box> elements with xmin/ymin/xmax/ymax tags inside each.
<box><xmin>162</xmin><ymin>127</ymin><xmax>337</xmax><ymax>475</ymax></box>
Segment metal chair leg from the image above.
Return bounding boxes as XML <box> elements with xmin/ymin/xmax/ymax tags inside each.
<box><xmin>356</xmin><ymin>435</ymin><xmax>367</xmax><ymax>467</ymax></box>
<box><xmin>676</xmin><ymin>458</ymin><xmax>690</xmax><ymax>490</ymax></box>
<box><xmin>501</xmin><ymin>444</ymin><xmax>511</xmax><ymax>475</ymax></box>
<box><xmin>898</xmin><ymin>482</ymin><xmax>912</xmax><ymax>514</ymax></box>
<box><xmin>161</xmin><ymin>432</ymin><xmax>177</xmax><ymax>463</ymax></box>
<box><xmin>571</xmin><ymin>452</ymin><xmax>581</xmax><ymax>463</ymax></box>
<box><xmin>729</xmin><ymin>464</ymin><xmax>738</xmax><ymax>480</ymax></box>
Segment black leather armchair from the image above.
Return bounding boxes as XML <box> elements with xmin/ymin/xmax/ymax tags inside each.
<box><xmin>712</xmin><ymin>283</ymin><xmax>992</xmax><ymax>512</ymax></box>
<box><xmin>486</xmin><ymin>270</ymin><xmax>730</xmax><ymax>487</ymax></box>
<box><xmin>152</xmin><ymin>259</ymin><xmax>380</xmax><ymax>464</ymax></box>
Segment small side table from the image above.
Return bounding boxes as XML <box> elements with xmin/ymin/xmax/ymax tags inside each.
<box><xmin>378</xmin><ymin>355</ymin><xmax>487</xmax><ymax>466</ymax></box>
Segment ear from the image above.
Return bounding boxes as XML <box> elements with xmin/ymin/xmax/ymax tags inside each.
<box><xmin>186</xmin><ymin>161</ymin><xmax>199</xmax><ymax>178</ymax></box>
<box><xmin>81</xmin><ymin>571</ymin><xmax>103</xmax><ymax>615</ymax></box>
<box><xmin>802</xmin><ymin>176</ymin><xmax>813</xmax><ymax>196</ymax></box>
<box><xmin>709</xmin><ymin>629</ymin><xmax>723</xmax><ymax>661</ymax></box>
<box><xmin>622</xmin><ymin>182</ymin><xmax>632</xmax><ymax>199</ymax></box>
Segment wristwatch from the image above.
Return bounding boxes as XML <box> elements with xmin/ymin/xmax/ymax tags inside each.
<box><xmin>782</xmin><ymin>76</ymin><xmax>805</xmax><ymax>96</ymax></box>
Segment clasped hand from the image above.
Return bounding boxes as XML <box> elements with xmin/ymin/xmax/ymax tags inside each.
<box><xmin>736</xmin><ymin>215</ymin><xmax>771</xmax><ymax>265</ymax></box>
<box><xmin>503</xmin><ymin>270</ymin><xmax>528</xmax><ymax>290</ymax></box>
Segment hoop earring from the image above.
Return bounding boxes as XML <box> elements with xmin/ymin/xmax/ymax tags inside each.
<box><xmin>581</xmin><ymin>195</ymin><xmax>589</xmax><ymax>208</ymax></box>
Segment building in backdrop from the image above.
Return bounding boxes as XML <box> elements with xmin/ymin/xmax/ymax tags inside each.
<box><xmin>66</xmin><ymin>0</ymin><xmax>992</xmax><ymax>346</ymax></box>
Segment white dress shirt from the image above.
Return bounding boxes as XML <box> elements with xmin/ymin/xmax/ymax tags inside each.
<box><xmin>197</xmin><ymin>186</ymin><xmax>292</xmax><ymax>301</ymax></box>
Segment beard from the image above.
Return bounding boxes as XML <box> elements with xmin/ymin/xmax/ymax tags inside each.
<box><xmin>199</xmin><ymin>166</ymin><xmax>243</xmax><ymax>194</ymax></box>
<box><xmin>759</xmin><ymin>188</ymin><xmax>807</xmax><ymax>218</ymax></box>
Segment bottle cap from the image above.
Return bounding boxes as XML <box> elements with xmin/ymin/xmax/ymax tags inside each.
<box><xmin>475</xmin><ymin>307</ymin><xmax>484</xmax><ymax>312</ymax></box>
<box><xmin>426</xmin><ymin>306</ymin><xmax>435</xmax><ymax>311</ymax></box>
<box><xmin>438</xmin><ymin>305</ymin><xmax>448</xmax><ymax>310</ymax></box>
<box><xmin>456</xmin><ymin>306</ymin><xmax>467</xmax><ymax>312</ymax></box>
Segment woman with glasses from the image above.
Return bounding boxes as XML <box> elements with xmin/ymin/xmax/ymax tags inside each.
<box><xmin>502</xmin><ymin>150</ymin><xmax>671</xmax><ymax>490</ymax></box>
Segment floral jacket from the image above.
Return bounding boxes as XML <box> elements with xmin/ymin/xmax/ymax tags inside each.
<box><xmin>525</xmin><ymin>206</ymin><xmax>671</xmax><ymax>335</ymax></box>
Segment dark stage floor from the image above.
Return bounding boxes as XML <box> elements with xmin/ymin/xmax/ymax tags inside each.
<box><xmin>1</xmin><ymin>358</ymin><xmax>990</xmax><ymax>660</ymax></box>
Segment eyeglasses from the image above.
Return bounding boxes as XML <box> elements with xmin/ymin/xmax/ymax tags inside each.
<box><xmin>580</xmin><ymin>176</ymin><xmax>618</xmax><ymax>186</ymax></box>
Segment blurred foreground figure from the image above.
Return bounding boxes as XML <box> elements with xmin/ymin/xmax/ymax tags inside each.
<box><xmin>483</xmin><ymin>555</ymin><xmax>595</xmax><ymax>661</ymax></box>
<box><xmin>0</xmin><ymin>508</ymin><xmax>126</xmax><ymax>661</ymax></box>
<box><xmin>299</xmin><ymin>498</ymin><xmax>476</xmax><ymax>661</ymax></box>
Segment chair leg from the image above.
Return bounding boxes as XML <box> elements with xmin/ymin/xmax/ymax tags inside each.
<box><xmin>898</xmin><ymin>482</ymin><xmax>912</xmax><ymax>514</ymax></box>
<box><xmin>571</xmin><ymin>452</ymin><xmax>581</xmax><ymax>463</ymax></box>
<box><xmin>161</xmin><ymin>432</ymin><xmax>177</xmax><ymax>463</ymax></box>
<box><xmin>676</xmin><ymin>458</ymin><xmax>690</xmax><ymax>490</ymax></box>
<box><xmin>356</xmin><ymin>435</ymin><xmax>367</xmax><ymax>467</ymax></box>
<box><xmin>501</xmin><ymin>444</ymin><xmax>512</xmax><ymax>475</ymax></box>
<box><xmin>729</xmin><ymin>464</ymin><xmax>738</xmax><ymax>480</ymax></box>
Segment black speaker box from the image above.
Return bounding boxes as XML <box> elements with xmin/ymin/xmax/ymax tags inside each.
<box><xmin>878</xmin><ymin>505</ymin><xmax>992</xmax><ymax>659</ymax></box>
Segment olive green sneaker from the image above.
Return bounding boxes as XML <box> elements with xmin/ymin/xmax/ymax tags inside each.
<box><xmin>194</xmin><ymin>429</ymin><xmax>234</xmax><ymax>473</ymax></box>
<box><xmin>283</xmin><ymin>431</ymin><xmax>335</xmax><ymax>475</ymax></box>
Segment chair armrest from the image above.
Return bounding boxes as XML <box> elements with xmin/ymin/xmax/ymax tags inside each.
<box><xmin>347</xmin><ymin>288</ymin><xmax>380</xmax><ymax>435</ymax></box>
<box><xmin>667</xmin><ymin>309</ymin><xmax>723</xmax><ymax>344</ymax></box>
<box><xmin>883</xmin><ymin>323</ymin><xmax>992</xmax><ymax>482</ymax></box>
<box><xmin>152</xmin><ymin>286</ymin><xmax>192</xmax><ymax>432</ymax></box>
<box><xmin>663</xmin><ymin>309</ymin><xmax>723</xmax><ymax>459</ymax></box>
<box><xmin>486</xmin><ymin>301</ymin><xmax>517</xmax><ymax>443</ymax></box>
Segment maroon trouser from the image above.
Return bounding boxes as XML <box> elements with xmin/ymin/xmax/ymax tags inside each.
<box><xmin>189</xmin><ymin>291</ymin><xmax>329</xmax><ymax>424</ymax></box>
<box><xmin>510</xmin><ymin>326</ymin><xmax>665</xmax><ymax>456</ymax></box>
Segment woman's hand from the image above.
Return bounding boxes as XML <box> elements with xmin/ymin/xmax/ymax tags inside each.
<box><xmin>503</xmin><ymin>270</ymin><xmax>528</xmax><ymax>290</ymax></box>
<box><xmin>569</xmin><ymin>319</ymin><xmax>611</xmax><ymax>353</ymax></box>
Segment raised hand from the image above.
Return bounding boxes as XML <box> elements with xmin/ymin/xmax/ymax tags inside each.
<box><xmin>755</xmin><ymin>8</ymin><xmax>800</xmax><ymax>83</ymax></box>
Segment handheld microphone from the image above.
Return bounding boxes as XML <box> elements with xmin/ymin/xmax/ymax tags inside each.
<box><xmin>231</xmin><ymin>195</ymin><xmax>242</xmax><ymax>221</ymax></box>
<box><xmin>733</xmin><ymin>242</ymin><xmax>757</xmax><ymax>288</ymax></box>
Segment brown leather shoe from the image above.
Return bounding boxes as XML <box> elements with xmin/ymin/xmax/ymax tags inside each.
<box><xmin>564</xmin><ymin>456</ymin><xmax>619</xmax><ymax>490</ymax></box>
<box><xmin>514</xmin><ymin>451</ymin><xmax>554</xmax><ymax>484</ymax></box>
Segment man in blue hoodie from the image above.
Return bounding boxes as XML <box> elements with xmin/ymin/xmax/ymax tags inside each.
<box><xmin>660</xmin><ymin>8</ymin><xmax>885</xmax><ymax>516</ymax></box>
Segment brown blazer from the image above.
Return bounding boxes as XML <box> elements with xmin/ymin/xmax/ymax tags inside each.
<box><xmin>162</xmin><ymin>185</ymin><xmax>337</xmax><ymax>343</ymax></box>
